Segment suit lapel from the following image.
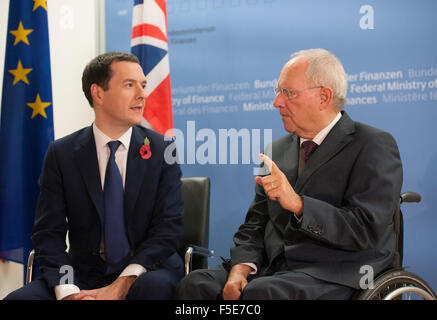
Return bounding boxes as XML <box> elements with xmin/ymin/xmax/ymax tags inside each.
<box><xmin>124</xmin><ymin>126</ymin><xmax>149</xmax><ymax>219</ymax></box>
<box><xmin>277</xmin><ymin>134</ymin><xmax>300</xmax><ymax>188</ymax></box>
<box><xmin>74</xmin><ymin>126</ymin><xmax>104</xmax><ymax>224</ymax></box>
<box><xmin>295</xmin><ymin>112</ymin><xmax>355</xmax><ymax>193</ymax></box>
<box><xmin>268</xmin><ymin>134</ymin><xmax>300</xmax><ymax>233</ymax></box>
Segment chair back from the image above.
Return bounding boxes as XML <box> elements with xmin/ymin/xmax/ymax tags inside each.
<box><xmin>391</xmin><ymin>192</ymin><xmax>422</xmax><ymax>269</ymax></box>
<box><xmin>179</xmin><ymin>177</ymin><xmax>211</xmax><ymax>270</ymax></box>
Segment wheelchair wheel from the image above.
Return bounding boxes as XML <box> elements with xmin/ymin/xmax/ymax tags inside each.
<box><xmin>356</xmin><ymin>269</ymin><xmax>436</xmax><ymax>300</ymax></box>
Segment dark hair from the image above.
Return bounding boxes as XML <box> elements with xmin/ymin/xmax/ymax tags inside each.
<box><xmin>81</xmin><ymin>52</ymin><xmax>140</xmax><ymax>107</ymax></box>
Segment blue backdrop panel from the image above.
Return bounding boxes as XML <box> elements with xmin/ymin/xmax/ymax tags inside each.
<box><xmin>106</xmin><ymin>0</ymin><xmax>437</xmax><ymax>293</ymax></box>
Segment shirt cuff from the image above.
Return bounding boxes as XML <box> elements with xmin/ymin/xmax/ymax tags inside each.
<box><xmin>54</xmin><ymin>284</ymin><xmax>80</xmax><ymax>300</ymax></box>
<box><xmin>241</xmin><ymin>262</ymin><xmax>257</xmax><ymax>275</ymax></box>
<box><xmin>119</xmin><ymin>264</ymin><xmax>147</xmax><ymax>278</ymax></box>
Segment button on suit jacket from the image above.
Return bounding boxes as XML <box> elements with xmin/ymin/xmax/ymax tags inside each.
<box><xmin>32</xmin><ymin>125</ymin><xmax>184</xmax><ymax>289</ymax></box>
<box><xmin>231</xmin><ymin>111</ymin><xmax>403</xmax><ymax>289</ymax></box>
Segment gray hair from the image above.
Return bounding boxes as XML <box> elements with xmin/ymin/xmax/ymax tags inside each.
<box><xmin>291</xmin><ymin>48</ymin><xmax>348</xmax><ymax>110</ymax></box>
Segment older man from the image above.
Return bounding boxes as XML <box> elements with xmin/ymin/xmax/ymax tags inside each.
<box><xmin>175</xmin><ymin>48</ymin><xmax>403</xmax><ymax>300</ymax></box>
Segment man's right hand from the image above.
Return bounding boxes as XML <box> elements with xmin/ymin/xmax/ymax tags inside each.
<box><xmin>222</xmin><ymin>264</ymin><xmax>252</xmax><ymax>300</ymax></box>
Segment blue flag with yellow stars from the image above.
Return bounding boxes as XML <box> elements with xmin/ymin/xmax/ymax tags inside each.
<box><xmin>0</xmin><ymin>0</ymin><xmax>54</xmax><ymax>269</ymax></box>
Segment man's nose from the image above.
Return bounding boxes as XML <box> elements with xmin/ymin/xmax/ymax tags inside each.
<box><xmin>137</xmin><ymin>85</ymin><xmax>146</xmax><ymax>100</ymax></box>
<box><xmin>273</xmin><ymin>93</ymin><xmax>283</xmax><ymax>109</ymax></box>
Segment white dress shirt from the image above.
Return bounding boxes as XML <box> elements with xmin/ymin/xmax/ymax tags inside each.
<box><xmin>242</xmin><ymin>112</ymin><xmax>342</xmax><ymax>275</ymax></box>
<box><xmin>54</xmin><ymin>124</ymin><xmax>146</xmax><ymax>300</ymax></box>
<box><xmin>300</xmin><ymin>112</ymin><xmax>341</xmax><ymax>147</ymax></box>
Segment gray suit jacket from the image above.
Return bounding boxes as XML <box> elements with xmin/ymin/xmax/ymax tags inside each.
<box><xmin>231</xmin><ymin>111</ymin><xmax>403</xmax><ymax>289</ymax></box>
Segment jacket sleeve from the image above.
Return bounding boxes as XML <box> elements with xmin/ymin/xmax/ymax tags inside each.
<box><xmin>31</xmin><ymin>142</ymin><xmax>73</xmax><ymax>289</ymax></box>
<box><xmin>231</xmin><ymin>182</ymin><xmax>270</xmax><ymax>270</ymax></box>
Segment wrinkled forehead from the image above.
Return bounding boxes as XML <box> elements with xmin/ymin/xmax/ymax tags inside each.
<box><xmin>278</xmin><ymin>57</ymin><xmax>309</xmax><ymax>87</ymax></box>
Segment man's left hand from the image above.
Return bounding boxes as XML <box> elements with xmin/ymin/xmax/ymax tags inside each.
<box><xmin>255</xmin><ymin>154</ymin><xmax>303</xmax><ymax>215</ymax></box>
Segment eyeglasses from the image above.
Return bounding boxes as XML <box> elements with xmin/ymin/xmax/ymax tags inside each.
<box><xmin>273</xmin><ymin>86</ymin><xmax>323</xmax><ymax>100</ymax></box>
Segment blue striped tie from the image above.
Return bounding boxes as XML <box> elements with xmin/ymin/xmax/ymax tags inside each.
<box><xmin>104</xmin><ymin>141</ymin><xmax>130</xmax><ymax>271</ymax></box>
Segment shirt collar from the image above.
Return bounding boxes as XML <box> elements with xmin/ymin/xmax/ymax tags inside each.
<box><xmin>92</xmin><ymin>123</ymin><xmax>132</xmax><ymax>152</ymax></box>
<box><xmin>300</xmin><ymin>112</ymin><xmax>341</xmax><ymax>146</ymax></box>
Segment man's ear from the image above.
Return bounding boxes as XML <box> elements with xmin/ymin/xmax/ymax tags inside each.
<box><xmin>90</xmin><ymin>83</ymin><xmax>104</xmax><ymax>106</ymax></box>
<box><xmin>319</xmin><ymin>87</ymin><xmax>333</xmax><ymax>110</ymax></box>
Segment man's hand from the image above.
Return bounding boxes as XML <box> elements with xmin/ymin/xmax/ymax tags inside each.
<box><xmin>70</xmin><ymin>276</ymin><xmax>137</xmax><ymax>300</ymax></box>
<box><xmin>63</xmin><ymin>293</ymin><xmax>95</xmax><ymax>300</ymax></box>
<box><xmin>255</xmin><ymin>154</ymin><xmax>303</xmax><ymax>215</ymax></box>
<box><xmin>222</xmin><ymin>264</ymin><xmax>252</xmax><ymax>300</ymax></box>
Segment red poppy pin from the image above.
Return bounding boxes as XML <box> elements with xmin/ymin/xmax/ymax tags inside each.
<box><xmin>139</xmin><ymin>137</ymin><xmax>152</xmax><ymax>159</ymax></box>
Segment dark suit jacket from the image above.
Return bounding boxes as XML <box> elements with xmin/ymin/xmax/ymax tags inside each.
<box><xmin>231</xmin><ymin>111</ymin><xmax>403</xmax><ymax>289</ymax></box>
<box><xmin>32</xmin><ymin>125</ymin><xmax>184</xmax><ymax>289</ymax></box>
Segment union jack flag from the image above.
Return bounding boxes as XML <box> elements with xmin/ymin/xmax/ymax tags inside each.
<box><xmin>131</xmin><ymin>0</ymin><xmax>173</xmax><ymax>135</ymax></box>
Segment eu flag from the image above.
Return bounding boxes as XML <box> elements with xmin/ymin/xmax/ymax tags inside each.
<box><xmin>0</xmin><ymin>0</ymin><xmax>53</xmax><ymax>270</ymax></box>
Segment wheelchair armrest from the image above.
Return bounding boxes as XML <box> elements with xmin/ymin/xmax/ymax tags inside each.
<box><xmin>400</xmin><ymin>192</ymin><xmax>421</xmax><ymax>204</ymax></box>
<box><xmin>184</xmin><ymin>245</ymin><xmax>214</xmax><ymax>275</ymax></box>
<box><xmin>26</xmin><ymin>249</ymin><xmax>35</xmax><ymax>284</ymax></box>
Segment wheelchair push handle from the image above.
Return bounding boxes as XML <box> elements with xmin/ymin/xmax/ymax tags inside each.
<box><xmin>400</xmin><ymin>192</ymin><xmax>421</xmax><ymax>204</ymax></box>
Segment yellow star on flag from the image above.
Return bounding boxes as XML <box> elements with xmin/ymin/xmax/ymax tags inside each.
<box><xmin>9</xmin><ymin>21</ymin><xmax>34</xmax><ymax>46</ymax></box>
<box><xmin>8</xmin><ymin>60</ymin><xmax>33</xmax><ymax>85</ymax></box>
<box><xmin>33</xmin><ymin>0</ymin><xmax>48</xmax><ymax>11</ymax></box>
<box><xmin>26</xmin><ymin>93</ymin><xmax>51</xmax><ymax>119</ymax></box>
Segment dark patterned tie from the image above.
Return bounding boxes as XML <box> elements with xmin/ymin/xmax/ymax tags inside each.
<box><xmin>302</xmin><ymin>140</ymin><xmax>318</xmax><ymax>163</ymax></box>
<box><xmin>104</xmin><ymin>141</ymin><xmax>130</xmax><ymax>271</ymax></box>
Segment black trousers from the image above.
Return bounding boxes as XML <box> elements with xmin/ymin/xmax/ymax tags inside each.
<box><xmin>175</xmin><ymin>265</ymin><xmax>355</xmax><ymax>300</ymax></box>
<box><xmin>4</xmin><ymin>267</ymin><xmax>182</xmax><ymax>300</ymax></box>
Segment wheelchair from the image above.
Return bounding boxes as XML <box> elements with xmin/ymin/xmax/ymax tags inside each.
<box><xmin>353</xmin><ymin>192</ymin><xmax>436</xmax><ymax>300</ymax></box>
